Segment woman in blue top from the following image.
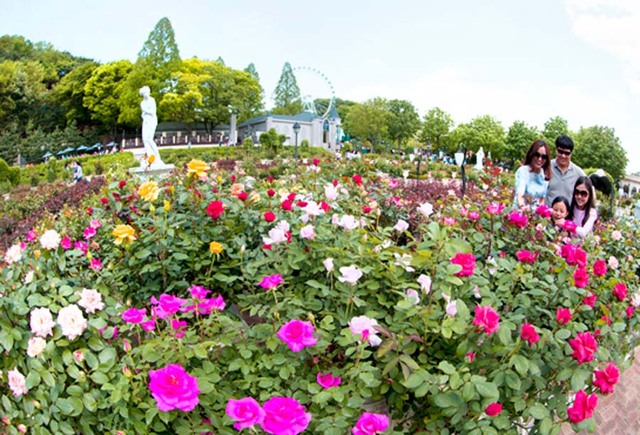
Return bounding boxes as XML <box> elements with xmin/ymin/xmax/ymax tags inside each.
<box><xmin>514</xmin><ymin>140</ymin><xmax>552</xmax><ymax>211</ymax></box>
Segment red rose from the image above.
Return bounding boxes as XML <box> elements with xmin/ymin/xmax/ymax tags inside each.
<box><xmin>320</xmin><ymin>201</ymin><xmax>331</xmax><ymax>212</ymax></box>
<box><xmin>230</xmin><ymin>175</ymin><xmax>236</xmax><ymax>182</ymax></box>
<box><xmin>516</xmin><ymin>250</ymin><xmax>536</xmax><ymax>263</ymax></box>
<box><xmin>485</xmin><ymin>402</ymin><xmax>503</xmax><ymax>416</ymax></box>
<box><xmin>363</xmin><ymin>206</ymin><xmax>372</xmax><ymax>213</ymax></box>
<box><xmin>86</xmin><ymin>207</ymin><xmax>93</xmax><ymax>215</ymax></box>
<box><xmin>100</xmin><ymin>197</ymin><xmax>109</xmax><ymax>204</ymax></box>
<box><xmin>569</xmin><ymin>332</ymin><xmax>598</xmax><ymax>364</ymax></box>
<box><xmin>567</xmin><ymin>390</ymin><xmax>598</xmax><ymax>424</ymax></box>
<box><xmin>281</xmin><ymin>200</ymin><xmax>293</xmax><ymax>211</ymax></box>
<box><xmin>451</xmin><ymin>252</ymin><xmax>476</xmax><ymax>277</ymax></box>
<box><xmin>264</xmin><ymin>211</ymin><xmax>276</xmax><ymax>223</ymax></box>
<box><xmin>237</xmin><ymin>191</ymin><xmax>248</xmax><ymax>201</ymax></box>
<box><xmin>118</xmin><ymin>180</ymin><xmax>127</xmax><ymax>188</ymax></box>
<box><xmin>332</xmin><ymin>179</ymin><xmax>338</xmax><ymax>186</ymax></box>
<box><xmin>267</xmin><ymin>189</ymin><xmax>276</xmax><ymax>197</ymax></box>
<box><xmin>582</xmin><ymin>293</ymin><xmax>597</xmax><ymax>307</ymax></box>
<box><xmin>287</xmin><ymin>193</ymin><xmax>296</xmax><ymax>201</ymax></box>
<box><xmin>313</xmin><ymin>158</ymin><xmax>320</xmax><ymax>166</ymax></box>
<box><xmin>296</xmin><ymin>201</ymin><xmax>308</xmax><ymax>208</ymax></box>
<box><xmin>627</xmin><ymin>306</ymin><xmax>635</xmax><ymax>318</ymax></box>
<box><xmin>262</xmin><ymin>244</ymin><xmax>272</xmax><ymax>250</ymax></box>
<box><xmin>267</xmin><ymin>175</ymin><xmax>274</xmax><ymax>182</ymax></box>
<box><xmin>206</xmin><ymin>200</ymin><xmax>225</xmax><ymax>220</ymax></box>
<box><xmin>352</xmin><ymin>174</ymin><xmax>362</xmax><ymax>186</ymax></box>
<box><xmin>472</xmin><ymin>305</ymin><xmax>500</xmax><ymax>336</ymax></box>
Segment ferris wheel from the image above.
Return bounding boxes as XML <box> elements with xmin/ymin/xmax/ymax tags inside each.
<box><xmin>292</xmin><ymin>66</ymin><xmax>336</xmax><ymax>119</ymax></box>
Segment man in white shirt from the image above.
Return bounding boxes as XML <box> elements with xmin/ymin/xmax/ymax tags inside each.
<box><xmin>545</xmin><ymin>134</ymin><xmax>586</xmax><ymax>205</ymax></box>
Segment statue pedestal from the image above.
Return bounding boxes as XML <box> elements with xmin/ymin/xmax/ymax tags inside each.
<box><xmin>129</xmin><ymin>164</ymin><xmax>175</xmax><ymax>181</ymax></box>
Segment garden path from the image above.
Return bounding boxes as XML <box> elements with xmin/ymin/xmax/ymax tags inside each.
<box><xmin>560</xmin><ymin>346</ymin><xmax>640</xmax><ymax>434</ymax></box>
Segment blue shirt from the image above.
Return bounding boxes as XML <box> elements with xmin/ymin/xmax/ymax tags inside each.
<box><xmin>514</xmin><ymin>165</ymin><xmax>548</xmax><ymax>209</ymax></box>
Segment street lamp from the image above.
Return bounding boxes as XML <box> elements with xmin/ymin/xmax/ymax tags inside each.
<box><xmin>455</xmin><ymin>147</ymin><xmax>467</xmax><ymax>199</ymax></box>
<box><xmin>293</xmin><ymin>122</ymin><xmax>301</xmax><ymax>159</ymax></box>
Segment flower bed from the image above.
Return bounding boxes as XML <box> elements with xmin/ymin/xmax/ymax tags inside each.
<box><xmin>1</xmin><ymin>156</ymin><xmax>639</xmax><ymax>434</ymax></box>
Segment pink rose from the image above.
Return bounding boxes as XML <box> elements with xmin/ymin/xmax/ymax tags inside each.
<box><xmin>582</xmin><ymin>293</ymin><xmax>597</xmax><ymax>308</ymax></box>
<box><xmin>563</xmin><ymin>220</ymin><xmax>577</xmax><ymax>233</ymax></box>
<box><xmin>317</xmin><ymin>372</ymin><xmax>342</xmax><ymax>389</ymax></box>
<box><xmin>556</xmin><ymin>308</ymin><xmax>572</xmax><ymax>325</ymax></box>
<box><xmin>7</xmin><ymin>369</ymin><xmax>28</xmax><ymax>397</ymax></box>
<box><xmin>450</xmin><ymin>252</ymin><xmax>476</xmax><ymax>277</ymax></box>
<box><xmin>148</xmin><ymin>364</ymin><xmax>200</xmax><ymax>412</ymax></box>
<box><xmin>259</xmin><ymin>274</ymin><xmax>284</xmax><ymax>290</ymax></box>
<box><xmin>516</xmin><ymin>250</ymin><xmax>536</xmax><ymax>263</ymax></box>
<box><xmin>260</xmin><ymin>397</ymin><xmax>312</xmax><ymax>435</ymax></box>
<box><xmin>567</xmin><ymin>390</ymin><xmax>598</xmax><ymax>424</ymax></box>
<box><xmin>486</xmin><ymin>202</ymin><xmax>505</xmax><ymax>215</ymax></box>
<box><xmin>592</xmin><ymin>259</ymin><xmax>607</xmax><ymax>277</ymax></box>
<box><xmin>226</xmin><ymin>397</ymin><xmax>265</xmax><ymax>431</ymax></box>
<box><xmin>521</xmin><ymin>323</ymin><xmax>540</xmax><ymax>346</ymax></box>
<box><xmin>569</xmin><ymin>332</ymin><xmax>598</xmax><ymax>364</ymax></box>
<box><xmin>506</xmin><ymin>210</ymin><xmax>528</xmax><ymax>228</ymax></box>
<box><xmin>472</xmin><ymin>305</ymin><xmax>500</xmax><ymax>336</ymax></box>
<box><xmin>535</xmin><ymin>204</ymin><xmax>552</xmax><ymax>218</ymax></box>
<box><xmin>277</xmin><ymin>320</ymin><xmax>317</xmax><ymax>352</ymax></box>
<box><xmin>30</xmin><ymin>307</ymin><xmax>56</xmax><ymax>338</ymax></box>
<box><xmin>151</xmin><ymin>294</ymin><xmax>187</xmax><ymax>319</ymax></box>
<box><xmin>468</xmin><ymin>211</ymin><xmax>481</xmax><ymax>221</ymax></box>
<box><xmin>77</xmin><ymin>288</ymin><xmax>105</xmax><ymax>313</ymax></box>
<box><xmin>122</xmin><ymin>308</ymin><xmax>146</xmax><ymax>324</ymax></box>
<box><xmin>485</xmin><ymin>402</ymin><xmax>503</xmax><ymax>416</ymax></box>
<box><xmin>613</xmin><ymin>282</ymin><xmax>628</xmax><ymax>301</ymax></box>
<box><xmin>561</xmin><ymin>244</ymin><xmax>587</xmax><ymax>267</ymax></box>
<box><xmin>573</xmin><ymin>268</ymin><xmax>589</xmax><ymax>288</ymax></box>
<box><xmin>352</xmin><ymin>412</ymin><xmax>389</xmax><ymax>434</ymax></box>
<box><xmin>593</xmin><ymin>363</ymin><xmax>619</xmax><ymax>394</ymax></box>
<box><xmin>188</xmin><ymin>285</ymin><xmax>211</xmax><ymax>300</ymax></box>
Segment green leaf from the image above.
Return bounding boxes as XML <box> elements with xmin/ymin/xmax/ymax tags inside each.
<box><xmin>571</xmin><ymin>368</ymin><xmax>591</xmax><ymax>392</ymax></box>
<box><xmin>399</xmin><ymin>354</ymin><xmax>420</xmax><ymax>371</ymax></box>
<box><xmin>90</xmin><ymin>372</ymin><xmax>109</xmax><ymax>384</ymax></box>
<box><xmin>403</xmin><ymin>373</ymin><xmax>424</xmax><ymax>389</ymax></box>
<box><xmin>555</xmin><ymin>329</ymin><xmax>571</xmax><ymax>340</ymax></box>
<box><xmin>512</xmin><ymin>355</ymin><xmax>529</xmax><ymax>376</ymax></box>
<box><xmin>26</xmin><ymin>371</ymin><xmax>41</xmax><ymax>389</ymax></box>
<box><xmin>475</xmin><ymin>381</ymin><xmax>499</xmax><ymax>400</ymax></box>
<box><xmin>528</xmin><ymin>403</ymin><xmax>550</xmax><ymax>420</ymax></box>
<box><xmin>438</xmin><ymin>361</ymin><xmax>457</xmax><ymax>375</ymax></box>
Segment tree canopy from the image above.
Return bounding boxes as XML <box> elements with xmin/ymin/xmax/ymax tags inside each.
<box><xmin>573</xmin><ymin>125</ymin><xmax>628</xmax><ymax>180</ymax></box>
<box><xmin>419</xmin><ymin>107</ymin><xmax>454</xmax><ymax>153</ymax></box>
<box><xmin>272</xmin><ymin>62</ymin><xmax>302</xmax><ymax>115</ymax></box>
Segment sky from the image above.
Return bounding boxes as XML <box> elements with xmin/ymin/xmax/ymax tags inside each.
<box><xmin>3</xmin><ymin>0</ymin><xmax>640</xmax><ymax>173</ymax></box>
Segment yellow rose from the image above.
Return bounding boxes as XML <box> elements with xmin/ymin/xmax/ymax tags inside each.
<box><xmin>163</xmin><ymin>200</ymin><xmax>171</xmax><ymax>212</ymax></box>
<box><xmin>149</xmin><ymin>204</ymin><xmax>155</xmax><ymax>213</ymax></box>
<box><xmin>34</xmin><ymin>250</ymin><xmax>41</xmax><ymax>259</ymax></box>
<box><xmin>187</xmin><ymin>159</ymin><xmax>208</xmax><ymax>178</ymax></box>
<box><xmin>138</xmin><ymin>180</ymin><xmax>159</xmax><ymax>202</ymax></box>
<box><xmin>112</xmin><ymin>225</ymin><xmax>136</xmax><ymax>245</ymax></box>
<box><xmin>147</xmin><ymin>154</ymin><xmax>156</xmax><ymax>165</ymax></box>
<box><xmin>209</xmin><ymin>241</ymin><xmax>224</xmax><ymax>254</ymax></box>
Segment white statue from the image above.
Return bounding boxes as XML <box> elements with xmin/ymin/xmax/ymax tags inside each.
<box><xmin>475</xmin><ymin>146</ymin><xmax>485</xmax><ymax>171</ymax></box>
<box><xmin>139</xmin><ymin>86</ymin><xmax>164</xmax><ymax>166</ymax></box>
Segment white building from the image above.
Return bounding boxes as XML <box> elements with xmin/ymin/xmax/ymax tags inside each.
<box><xmin>621</xmin><ymin>174</ymin><xmax>640</xmax><ymax>195</ymax></box>
<box><xmin>237</xmin><ymin>107</ymin><xmax>342</xmax><ymax>152</ymax></box>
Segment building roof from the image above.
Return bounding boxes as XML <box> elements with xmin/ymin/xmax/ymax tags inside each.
<box><xmin>238</xmin><ymin>112</ymin><xmax>320</xmax><ymax>128</ymax></box>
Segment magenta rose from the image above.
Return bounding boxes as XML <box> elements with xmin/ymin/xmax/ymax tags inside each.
<box><xmin>450</xmin><ymin>252</ymin><xmax>476</xmax><ymax>277</ymax></box>
<box><xmin>317</xmin><ymin>372</ymin><xmax>342</xmax><ymax>389</ymax></box>
<box><xmin>148</xmin><ymin>364</ymin><xmax>200</xmax><ymax>412</ymax></box>
<box><xmin>573</xmin><ymin>267</ymin><xmax>589</xmax><ymax>288</ymax></box>
<box><xmin>521</xmin><ymin>323</ymin><xmax>540</xmax><ymax>346</ymax></box>
<box><xmin>472</xmin><ymin>305</ymin><xmax>500</xmax><ymax>336</ymax></box>
<box><xmin>556</xmin><ymin>308</ymin><xmax>572</xmax><ymax>325</ymax></box>
<box><xmin>121</xmin><ymin>307</ymin><xmax>146</xmax><ymax>324</ymax></box>
<box><xmin>569</xmin><ymin>332</ymin><xmax>598</xmax><ymax>364</ymax></box>
<box><xmin>352</xmin><ymin>412</ymin><xmax>389</xmax><ymax>434</ymax></box>
<box><xmin>593</xmin><ymin>363</ymin><xmax>620</xmax><ymax>394</ymax></box>
<box><xmin>226</xmin><ymin>397</ymin><xmax>265</xmax><ymax>431</ymax></box>
<box><xmin>535</xmin><ymin>204</ymin><xmax>552</xmax><ymax>218</ymax></box>
<box><xmin>592</xmin><ymin>259</ymin><xmax>608</xmax><ymax>277</ymax></box>
<box><xmin>260</xmin><ymin>397</ymin><xmax>311</xmax><ymax>435</ymax></box>
<box><xmin>516</xmin><ymin>250</ymin><xmax>536</xmax><ymax>263</ymax></box>
<box><xmin>485</xmin><ymin>402</ymin><xmax>503</xmax><ymax>416</ymax></box>
<box><xmin>567</xmin><ymin>390</ymin><xmax>598</xmax><ymax>424</ymax></box>
<box><xmin>277</xmin><ymin>320</ymin><xmax>317</xmax><ymax>352</ymax></box>
<box><xmin>151</xmin><ymin>294</ymin><xmax>187</xmax><ymax>319</ymax></box>
<box><xmin>612</xmin><ymin>282</ymin><xmax>628</xmax><ymax>301</ymax></box>
<box><xmin>259</xmin><ymin>274</ymin><xmax>284</xmax><ymax>290</ymax></box>
<box><xmin>506</xmin><ymin>210</ymin><xmax>528</xmax><ymax>228</ymax></box>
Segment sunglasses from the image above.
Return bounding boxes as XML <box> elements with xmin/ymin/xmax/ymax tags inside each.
<box><xmin>574</xmin><ymin>189</ymin><xmax>590</xmax><ymax>198</ymax></box>
<box><xmin>557</xmin><ymin>149</ymin><xmax>572</xmax><ymax>156</ymax></box>
<box><xmin>533</xmin><ymin>152</ymin><xmax>548</xmax><ymax>160</ymax></box>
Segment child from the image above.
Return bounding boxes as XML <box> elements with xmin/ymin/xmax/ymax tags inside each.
<box><xmin>550</xmin><ymin>196</ymin><xmax>570</xmax><ymax>228</ymax></box>
<box><xmin>569</xmin><ymin>176</ymin><xmax>598</xmax><ymax>238</ymax></box>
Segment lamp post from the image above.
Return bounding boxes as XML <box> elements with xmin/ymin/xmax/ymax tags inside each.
<box><xmin>293</xmin><ymin>122</ymin><xmax>301</xmax><ymax>159</ymax></box>
<box><xmin>455</xmin><ymin>147</ymin><xmax>466</xmax><ymax>199</ymax></box>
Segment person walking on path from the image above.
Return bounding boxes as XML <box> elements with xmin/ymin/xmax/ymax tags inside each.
<box><xmin>545</xmin><ymin>134</ymin><xmax>585</xmax><ymax>206</ymax></box>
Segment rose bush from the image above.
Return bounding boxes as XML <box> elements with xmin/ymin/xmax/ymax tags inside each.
<box><xmin>0</xmin><ymin>155</ymin><xmax>639</xmax><ymax>434</ymax></box>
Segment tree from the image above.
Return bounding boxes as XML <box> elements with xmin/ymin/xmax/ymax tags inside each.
<box><xmin>51</xmin><ymin>61</ymin><xmax>99</xmax><ymax>127</ymax></box>
<box><xmin>419</xmin><ymin>107</ymin><xmax>454</xmax><ymax>153</ymax></box>
<box><xmin>504</xmin><ymin>120</ymin><xmax>540</xmax><ymax>167</ymax></box>
<box><xmin>272</xmin><ymin>62</ymin><xmax>302</xmax><ymax>115</ymax></box>
<box><xmin>216</xmin><ymin>57</ymin><xmax>225</xmax><ymax>66</ymax></box>
<box><xmin>84</xmin><ymin>60</ymin><xmax>133</xmax><ymax>133</ymax></box>
<box><xmin>573</xmin><ymin>126</ymin><xmax>628</xmax><ymax>180</ymax></box>
<box><xmin>447</xmin><ymin>115</ymin><xmax>505</xmax><ymax>159</ymax></box>
<box><xmin>0</xmin><ymin>60</ymin><xmax>46</xmax><ymax>130</ymax></box>
<box><xmin>387</xmin><ymin>99</ymin><xmax>420</xmax><ymax>151</ymax></box>
<box><xmin>118</xmin><ymin>17</ymin><xmax>182</xmax><ymax>126</ymax></box>
<box><xmin>345</xmin><ymin>98</ymin><xmax>389</xmax><ymax>150</ymax></box>
<box><xmin>244</xmin><ymin>63</ymin><xmax>264</xmax><ymax>102</ymax></box>
<box><xmin>542</xmin><ymin>116</ymin><xmax>569</xmax><ymax>145</ymax></box>
<box><xmin>159</xmin><ymin>58</ymin><xmax>263</xmax><ymax>134</ymax></box>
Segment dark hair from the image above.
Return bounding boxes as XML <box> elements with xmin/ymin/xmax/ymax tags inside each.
<box><xmin>555</xmin><ymin>134</ymin><xmax>574</xmax><ymax>151</ymax></box>
<box><xmin>523</xmin><ymin>140</ymin><xmax>551</xmax><ymax>181</ymax></box>
<box><xmin>551</xmin><ymin>195</ymin><xmax>570</xmax><ymax>210</ymax></box>
<box><xmin>570</xmin><ymin>176</ymin><xmax>595</xmax><ymax>226</ymax></box>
